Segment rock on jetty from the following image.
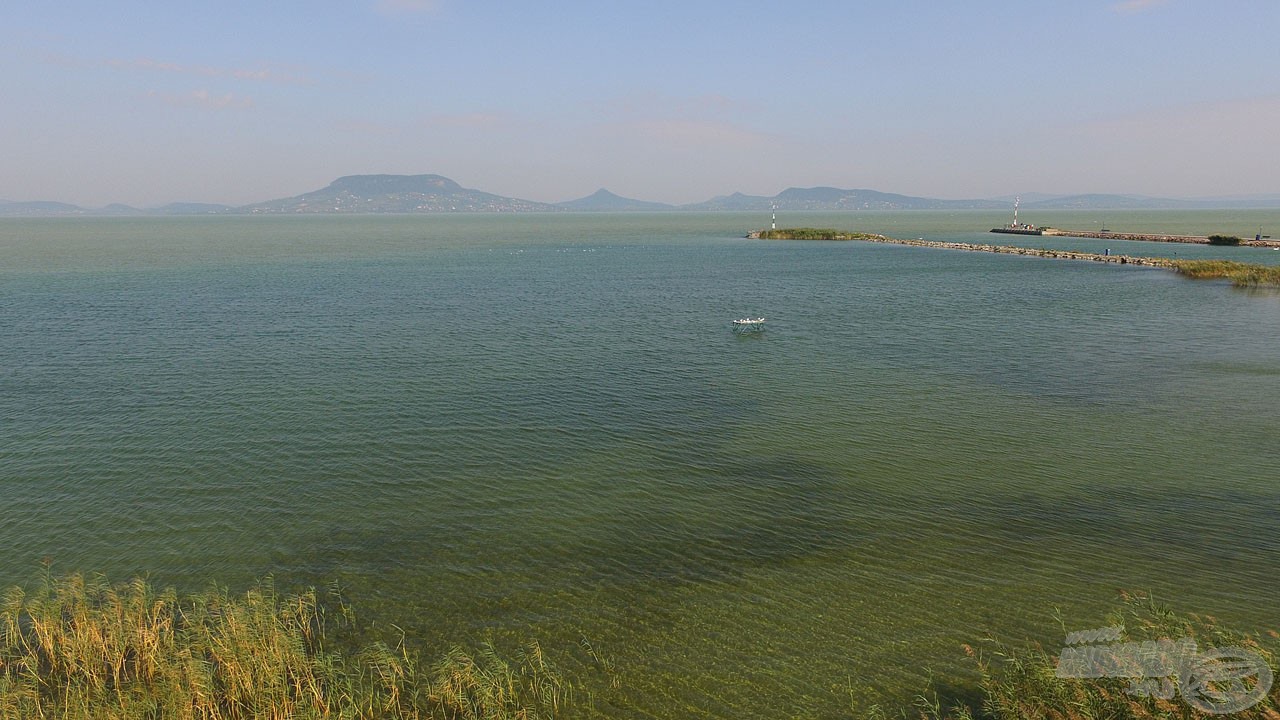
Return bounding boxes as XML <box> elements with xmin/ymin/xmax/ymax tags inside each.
<box><xmin>1043</xmin><ymin>229</ymin><xmax>1280</xmax><ymax>248</ymax></box>
<box><xmin>852</xmin><ymin>235</ymin><xmax>1178</xmax><ymax>268</ymax></box>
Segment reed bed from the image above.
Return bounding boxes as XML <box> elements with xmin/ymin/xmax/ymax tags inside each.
<box><xmin>0</xmin><ymin>571</ymin><xmax>572</xmax><ymax>720</ymax></box>
<box><xmin>1172</xmin><ymin>259</ymin><xmax>1280</xmax><ymax>287</ymax></box>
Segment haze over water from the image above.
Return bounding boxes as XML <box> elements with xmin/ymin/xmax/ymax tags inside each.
<box><xmin>3</xmin><ymin>211</ymin><xmax>1279</xmax><ymax>716</ymax></box>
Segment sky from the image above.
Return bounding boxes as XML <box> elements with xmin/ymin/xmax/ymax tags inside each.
<box><xmin>3</xmin><ymin>1</ymin><xmax>1278</xmax><ymax>207</ymax></box>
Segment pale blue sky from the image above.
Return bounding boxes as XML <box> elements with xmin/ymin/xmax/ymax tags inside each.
<box><xmin>3</xmin><ymin>1</ymin><xmax>1278</xmax><ymax>207</ymax></box>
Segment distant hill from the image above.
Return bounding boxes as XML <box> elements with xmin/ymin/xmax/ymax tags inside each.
<box><xmin>4</xmin><ymin>176</ymin><xmax>1280</xmax><ymax>216</ymax></box>
<box><xmin>771</xmin><ymin>186</ymin><xmax>1003</xmax><ymax>210</ymax></box>
<box><xmin>1023</xmin><ymin>194</ymin><xmax>1195</xmax><ymax>210</ymax></box>
<box><xmin>558</xmin><ymin>188</ymin><xmax>674</xmax><ymax>211</ymax></box>
<box><xmin>1193</xmin><ymin>193</ymin><xmax>1280</xmax><ymax>208</ymax></box>
<box><xmin>0</xmin><ymin>200</ymin><xmax>84</xmax><ymax>216</ymax></box>
<box><xmin>683</xmin><ymin>187</ymin><xmax>1005</xmax><ymax>211</ymax></box>
<box><xmin>988</xmin><ymin>192</ymin><xmax>1066</xmax><ymax>205</ymax></box>
<box><xmin>238</xmin><ymin>174</ymin><xmax>559</xmax><ymax>214</ymax></box>
<box><xmin>1018</xmin><ymin>193</ymin><xmax>1280</xmax><ymax>210</ymax></box>
<box><xmin>154</xmin><ymin>202</ymin><xmax>235</xmax><ymax>215</ymax></box>
<box><xmin>682</xmin><ymin>192</ymin><xmax>778</xmax><ymax>211</ymax></box>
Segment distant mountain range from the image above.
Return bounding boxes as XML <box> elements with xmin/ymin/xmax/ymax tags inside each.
<box><xmin>5</xmin><ymin>174</ymin><xmax>1280</xmax><ymax>216</ymax></box>
<box><xmin>683</xmin><ymin>187</ymin><xmax>1006</xmax><ymax>211</ymax></box>
<box><xmin>1040</xmin><ymin>194</ymin><xmax>1280</xmax><ymax>210</ymax></box>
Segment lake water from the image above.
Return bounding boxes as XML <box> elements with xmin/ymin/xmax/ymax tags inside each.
<box><xmin>3</xmin><ymin>210</ymin><xmax>1279</xmax><ymax>717</ymax></box>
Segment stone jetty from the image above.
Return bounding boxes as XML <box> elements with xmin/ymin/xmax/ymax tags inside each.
<box><xmin>750</xmin><ymin>229</ymin><xmax>1280</xmax><ymax>288</ymax></box>
<box><xmin>808</xmin><ymin>233</ymin><xmax>1180</xmax><ymax>269</ymax></box>
<box><xmin>1044</xmin><ymin>229</ymin><xmax>1280</xmax><ymax>248</ymax></box>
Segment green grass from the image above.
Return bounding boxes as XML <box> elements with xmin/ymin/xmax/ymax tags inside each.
<box><xmin>1207</xmin><ymin>235</ymin><xmax>1244</xmax><ymax>246</ymax></box>
<box><xmin>755</xmin><ymin>228</ymin><xmax>884</xmax><ymax>241</ymax></box>
<box><xmin>1172</xmin><ymin>259</ymin><xmax>1280</xmax><ymax>287</ymax></box>
<box><xmin>0</xmin><ymin>571</ymin><xmax>574</xmax><ymax>719</ymax></box>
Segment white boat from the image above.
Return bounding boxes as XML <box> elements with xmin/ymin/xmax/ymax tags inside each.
<box><xmin>731</xmin><ymin>317</ymin><xmax>766</xmax><ymax>334</ymax></box>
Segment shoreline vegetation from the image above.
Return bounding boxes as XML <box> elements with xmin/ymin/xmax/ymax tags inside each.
<box><xmin>0</xmin><ymin>572</ymin><xmax>575</xmax><ymax>719</ymax></box>
<box><xmin>749</xmin><ymin>228</ymin><xmax>886</xmax><ymax>241</ymax></box>
<box><xmin>750</xmin><ymin>229</ymin><xmax>1280</xmax><ymax>287</ymax></box>
<box><xmin>3</xmin><ymin>573</ymin><xmax>1278</xmax><ymax>718</ymax></box>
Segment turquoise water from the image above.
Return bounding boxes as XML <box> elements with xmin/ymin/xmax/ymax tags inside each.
<box><xmin>2</xmin><ymin>211</ymin><xmax>1279</xmax><ymax>717</ymax></box>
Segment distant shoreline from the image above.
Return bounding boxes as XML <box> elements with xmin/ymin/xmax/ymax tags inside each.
<box><xmin>8</xmin><ymin>174</ymin><xmax>1280</xmax><ymax>217</ymax></box>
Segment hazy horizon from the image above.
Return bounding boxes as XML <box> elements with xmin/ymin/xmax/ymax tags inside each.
<box><xmin>5</xmin><ymin>1</ymin><xmax>1279</xmax><ymax>208</ymax></box>
<box><xmin>9</xmin><ymin>176</ymin><xmax>1280</xmax><ymax>212</ymax></box>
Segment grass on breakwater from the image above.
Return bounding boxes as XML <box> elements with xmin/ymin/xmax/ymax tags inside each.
<box><xmin>1207</xmin><ymin>235</ymin><xmax>1243</xmax><ymax>246</ymax></box>
<box><xmin>0</xmin><ymin>571</ymin><xmax>574</xmax><ymax>719</ymax></box>
<box><xmin>750</xmin><ymin>228</ymin><xmax>885</xmax><ymax>240</ymax></box>
<box><xmin>1171</xmin><ymin>259</ymin><xmax>1280</xmax><ymax>287</ymax></box>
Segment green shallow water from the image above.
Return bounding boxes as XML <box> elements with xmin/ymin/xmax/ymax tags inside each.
<box><xmin>2</xmin><ymin>211</ymin><xmax>1280</xmax><ymax>717</ymax></box>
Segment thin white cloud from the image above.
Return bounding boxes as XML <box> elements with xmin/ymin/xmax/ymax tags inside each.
<box><xmin>375</xmin><ymin>0</ymin><xmax>438</xmax><ymax>15</ymax></box>
<box><xmin>108</xmin><ymin>57</ymin><xmax>181</xmax><ymax>73</ymax></box>
<box><xmin>603</xmin><ymin>92</ymin><xmax>755</xmax><ymax>121</ymax></box>
<box><xmin>336</xmin><ymin>111</ymin><xmax>507</xmax><ymax>136</ymax></box>
<box><xmin>1029</xmin><ymin>94</ymin><xmax>1280</xmax><ymax>196</ymax></box>
<box><xmin>39</xmin><ymin>50</ymin><xmax>89</xmax><ymax>69</ymax></box>
<box><xmin>105</xmin><ymin>56</ymin><xmax>308</xmax><ymax>84</ymax></box>
<box><xmin>1075</xmin><ymin>94</ymin><xmax>1280</xmax><ymax>139</ymax></box>
<box><xmin>336</xmin><ymin>119</ymin><xmax>401</xmax><ymax>136</ymax></box>
<box><xmin>624</xmin><ymin>118</ymin><xmax>771</xmax><ymax>149</ymax></box>
<box><xmin>593</xmin><ymin>91</ymin><xmax>773</xmax><ymax>152</ymax></box>
<box><xmin>1111</xmin><ymin>0</ymin><xmax>1169</xmax><ymax>14</ymax></box>
<box><xmin>31</xmin><ymin>46</ymin><xmax>310</xmax><ymax>85</ymax></box>
<box><xmin>662</xmin><ymin>93</ymin><xmax>748</xmax><ymax>117</ymax></box>
<box><xmin>424</xmin><ymin>112</ymin><xmax>505</xmax><ymax>130</ymax></box>
<box><xmin>147</xmin><ymin>89</ymin><xmax>254</xmax><ymax>110</ymax></box>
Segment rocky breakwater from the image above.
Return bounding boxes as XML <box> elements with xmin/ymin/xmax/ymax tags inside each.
<box><xmin>855</xmin><ymin>236</ymin><xmax>1178</xmax><ymax>268</ymax></box>
<box><xmin>751</xmin><ymin>229</ymin><xmax>1280</xmax><ymax>287</ymax></box>
<box><xmin>1043</xmin><ymin>229</ymin><xmax>1280</xmax><ymax>249</ymax></box>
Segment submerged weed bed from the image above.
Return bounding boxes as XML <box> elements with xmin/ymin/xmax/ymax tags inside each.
<box><xmin>909</xmin><ymin>593</ymin><xmax>1279</xmax><ymax>720</ymax></box>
